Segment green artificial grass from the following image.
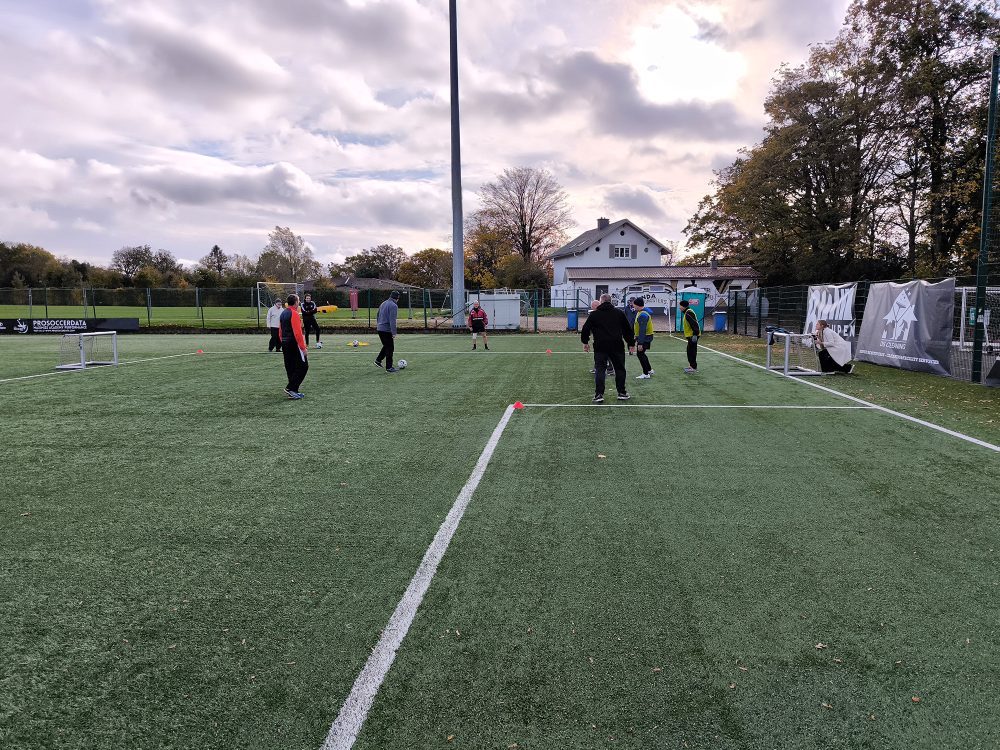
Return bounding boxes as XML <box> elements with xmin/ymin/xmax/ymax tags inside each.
<box><xmin>1</xmin><ymin>333</ymin><xmax>997</xmax><ymax>749</ymax></box>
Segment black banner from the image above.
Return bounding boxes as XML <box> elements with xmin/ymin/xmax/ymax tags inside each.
<box><xmin>0</xmin><ymin>318</ymin><xmax>140</xmax><ymax>334</ymax></box>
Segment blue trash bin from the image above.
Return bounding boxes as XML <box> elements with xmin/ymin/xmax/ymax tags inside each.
<box><xmin>567</xmin><ymin>309</ymin><xmax>579</xmax><ymax>330</ymax></box>
<box><xmin>713</xmin><ymin>311</ymin><xmax>727</xmax><ymax>332</ymax></box>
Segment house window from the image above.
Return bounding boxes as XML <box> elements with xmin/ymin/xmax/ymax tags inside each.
<box><xmin>650</xmin><ymin>285</ymin><xmax>665</xmax><ymax>292</ymax></box>
<box><xmin>613</xmin><ymin>245</ymin><xmax>630</xmax><ymax>259</ymax></box>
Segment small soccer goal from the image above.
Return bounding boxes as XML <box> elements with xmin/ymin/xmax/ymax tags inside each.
<box><xmin>55</xmin><ymin>331</ymin><xmax>119</xmax><ymax>370</ymax></box>
<box><xmin>765</xmin><ymin>328</ymin><xmax>823</xmax><ymax>376</ymax></box>
<box><xmin>256</xmin><ymin>281</ymin><xmax>305</xmax><ymax>312</ymax></box>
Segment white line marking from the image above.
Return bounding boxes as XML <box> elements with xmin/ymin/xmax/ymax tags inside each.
<box><xmin>0</xmin><ymin>352</ymin><xmax>199</xmax><ymax>385</ymax></box>
<box><xmin>674</xmin><ymin>336</ymin><xmax>1000</xmax><ymax>453</ymax></box>
<box><xmin>320</xmin><ymin>404</ymin><xmax>517</xmax><ymax>750</ymax></box>
<box><xmin>196</xmin><ymin>350</ymin><xmax>690</xmax><ymax>356</ymax></box>
<box><xmin>521</xmin><ymin>403</ymin><xmax>875</xmax><ymax>410</ymax></box>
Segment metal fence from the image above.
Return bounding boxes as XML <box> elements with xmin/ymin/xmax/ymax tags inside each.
<box><xmin>0</xmin><ymin>286</ymin><xmax>552</xmax><ymax>332</ymax></box>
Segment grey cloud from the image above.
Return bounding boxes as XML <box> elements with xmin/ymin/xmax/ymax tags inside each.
<box><xmin>694</xmin><ymin>0</ymin><xmax>844</xmax><ymax>47</ymax></box>
<box><xmin>116</xmin><ymin>15</ymin><xmax>287</xmax><ymax>102</ymax></box>
<box><xmin>131</xmin><ymin>163</ymin><xmax>315</xmax><ymax>207</ymax></box>
<box><xmin>604</xmin><ymin>186</ymin><xmax>667</xmax><ymax>221</ymax></box>
<box><xmin>543</xmin><ymin>51</ymin><xmax>760</xmax><ymax>141</ymax></box>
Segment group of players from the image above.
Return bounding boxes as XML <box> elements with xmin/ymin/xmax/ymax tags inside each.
<box><xmin>270</xmin><ymin>292</ymin><xmax>494</xmax><ymax>398</ymax></box>
<box><xmin>580</xmin><ymin>293</ymin><xmax>701</xmax><ymax>403</ymax></box>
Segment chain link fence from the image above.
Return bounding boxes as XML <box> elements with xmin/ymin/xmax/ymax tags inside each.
<box><xmin>0</xmin><ymin>286</ymin><xmax>554</xmax><ymax>332</ymax></box>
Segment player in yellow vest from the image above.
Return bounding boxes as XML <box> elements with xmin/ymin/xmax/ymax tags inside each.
<box><xmin>680</xmin><ymin>299</ymin><xmax>700</xmax><ymax>373</ymax></box>
<box><xmin>632</xmin><ymin>298</ymin><xmax>655</xmax><ymax>379</ymax></box>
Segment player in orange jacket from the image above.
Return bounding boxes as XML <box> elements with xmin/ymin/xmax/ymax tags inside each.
<box><xmin>278</xmin><ymin>294</ymin><xmax>309</xmax><ymax>398</ymax></box>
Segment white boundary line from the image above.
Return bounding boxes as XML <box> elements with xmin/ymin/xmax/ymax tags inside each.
<box><xmin>0</xmin><ymin>352</ymin><xmax>200</xmax><ymax>385</ymax></box>
<box><xmin>195</xmin><ymin>350</ymin><xmax>690</xmax><ymax>356</ymax></box>
<box><xmin>672</xmin><ymin>335</ymin><xmax>1000</xmax><ymax>453</ymax></box>
<box><xmin>521</xmin><ymin>403</ymin><xmax>875</xmax><ymax>410</ymax></box>
<box><xmin>320</xmin><ymin>404</ymin><xmax>517</xmax><ymax>750</ymax></box>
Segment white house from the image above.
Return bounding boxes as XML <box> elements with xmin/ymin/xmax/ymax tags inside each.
<box><xmin>550</xmin><ymin>217</ymin><xmax>760</xmax><ymax>309</ymax></box>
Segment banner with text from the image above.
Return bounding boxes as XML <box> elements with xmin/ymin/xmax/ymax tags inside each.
<box><xmin>804</xmin><ymin>283</ymin><xmax>857</xmax><ymax>341</ymax></box>
<box><xmin>0</xmin><ymin>318</ymin><xmax>140</xmax><ymax>334</ymax></box>
<box><xmin>855</xmin><ymin>279</ymin><xmax>955</xmax><ymax>375</ymax></box>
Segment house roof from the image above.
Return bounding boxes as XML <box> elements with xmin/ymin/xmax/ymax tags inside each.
<box><xmin>565</xmin><ymin>265</ymin><xmax>760</xmax><ymax>281</ymax></box>
<box><xmin>330</xmin><ymin>275</ymin><xmax>420</xmax><ymax>291</ymax></box>
<box><xmin>551</xmin><ymin>219</ymin><xmax>668</xmax><ymax>260</ymax></box>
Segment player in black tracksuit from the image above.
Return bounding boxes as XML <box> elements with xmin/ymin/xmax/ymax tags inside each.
<box><xmin>300</xmin><ymin>294</ymin><xmax>321</xmax><ymax>347</ymax></box>
<box><xmin>580</xmin><ymin>296</ymin><xmax>636</xmax><ymax>402</ymax></box>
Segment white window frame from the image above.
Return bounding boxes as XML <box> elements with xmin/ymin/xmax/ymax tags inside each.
<box><xmin>612</xmin><ymin>245</ymin><xmax>631</xmax><ymax>260</ymax></box>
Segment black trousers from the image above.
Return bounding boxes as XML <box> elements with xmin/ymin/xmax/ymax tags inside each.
<box><xmin>818</xmin><ymin>349</ymin><xmax>851</xmax><ymax>373</ymax></box>
<box><xmin>594</xmin><ymin>348</ymin><xmax>626</xmax><ymax>395</ymax></box>
<box><xmin>376</xmin><ymin>331</ymin><xmax>394</xmax><ymax>368</ymax></box>
<box><xmin>636</xmin><ymin>339</ymin><xmax>652</xmax><ymax>374</ymax></box>
<box><xmin>303</xmin><ymin>316</ymin><xmax>321</xmax><ymax>344</ymax></box>
<box><xmin>268</xmin><ymin>328</ymin><xmax>282</xmax><ymax>352</ymax></box>
<box><xmin>282</xmin><ymin>346</ymin><xmax>309</xmax><ymax>392</ymax></box>
<box><xmin>686</xmin><ymin>336</ymin><xmax>698</xmax><ymax>369</ymax></box>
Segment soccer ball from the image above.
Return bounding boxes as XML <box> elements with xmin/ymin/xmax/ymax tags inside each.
<box><xmin>398</xmin><ymin>359</ymin><xmax>408</xmax><ymax>369</ymax></box>
<box><xmin>351</xmin><ymin>340</ymin><xmax>359</xmax><ymax>348</ymax></box>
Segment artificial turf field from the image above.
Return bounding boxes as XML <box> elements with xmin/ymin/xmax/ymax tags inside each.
<box><xmin>1</xmin><ymin>332</ymin><xmax>998</xmax><ymax>750</ymax></box>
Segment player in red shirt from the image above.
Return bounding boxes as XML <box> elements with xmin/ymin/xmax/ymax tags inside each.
<box><xmin>468</xmin><ymin>301</ymin><xmax>489</xmax><ymax>350</ymax></box>
<box><xmin>277</xmin><ymin>294</ymin><xmax>309</xmax><ymax>398</ymax></box>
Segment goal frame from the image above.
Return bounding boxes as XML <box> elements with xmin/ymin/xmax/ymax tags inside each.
<box><xmin>765</xmin><ymin>330</ymin><xmax>824</xmax><ymax>376</ymax></box>
<box><xmin>55</xmin><ymin>330</ymin><xmax>119</xmax><ymax>370</ymax></box>
<box><xmin>256</xmin><ymin>281</ymin><xmax>306</xmax><ymax>311</ymax></box>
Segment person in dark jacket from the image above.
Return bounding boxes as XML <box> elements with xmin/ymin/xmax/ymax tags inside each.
<box><xmin>300</xmin><ymin>294</ymin><xmax>322</xmax><ymax>348</ymax></box>
<box><xmin>278</xmin><ymin>294</ymin><xmax>308</xmax><ymax>398</ymax></box>
<box><xmin>632</xmin><ymin>297</ymin><xmax>655</xmax><ymax>378</ymax></box>
<box><xmin>374</xmin><ymin>290</ymin><xmax>400</xmax><ymax>372</ymax></box>
<box><xmin>580</xmin><ymin>294</ymin><xmax>635</xmax><ymax>402</ymax></box>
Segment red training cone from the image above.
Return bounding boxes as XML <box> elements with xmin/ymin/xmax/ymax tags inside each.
<box><xmin>545</xmin><ymin>349</ymin><xmax>552</xmax><ymax>354</ymax></box>
<box><xmin>196</xmin><ymin>349</ymin><xmax>204</xmax><ymax>354</ymax></box>
<box><xmin>513</xmin><ymin>401</ymin><xmax>524</xmax><ymax>410</ymax></box>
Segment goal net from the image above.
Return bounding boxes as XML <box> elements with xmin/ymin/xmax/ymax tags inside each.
<box><xmin>256</xmin><ymin>281</ymin><xmax>305</xmax><ymax>311</ymax></box>
<box><xmin>55</xmin><ymin>331</ymin><xmax>118</xmax><ymax>370</ymax></box>
<box><xmin>765</xmin><ymin>328</ymin><xmax>823</xmax><ymax>376</ymax></box>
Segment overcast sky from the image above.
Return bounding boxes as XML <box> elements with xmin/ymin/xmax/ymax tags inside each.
<box><xmin>0</xmin><ymin>0</ymin><xmax>851</xmax><ymax>269</ymax></box>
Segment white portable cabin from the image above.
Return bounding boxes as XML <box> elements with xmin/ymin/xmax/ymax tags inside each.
<box><xmin>467</xmin><ymin>292</ymin><xmax>521</xmax><ymax>330</ymax></box>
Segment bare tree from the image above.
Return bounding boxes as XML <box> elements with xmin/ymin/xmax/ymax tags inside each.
<box><xmin>110</xmin><ymin>245</ymin><xmax>154</xmax><ymax>285</ymax></box>
<box><xmin>478</xmin><ymin>167</ymin><xmax>572</xmax><ymax>263</ymax></box>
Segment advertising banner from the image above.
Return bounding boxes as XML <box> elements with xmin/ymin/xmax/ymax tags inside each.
<box><xmin>804</xmin><ymin>283</ymin><xmax>857</xmax><ymax>340</ymax></box>
<box><xmin>855</xmin><ymin>279</ymin><xmax>955</xmax><ymax>375</ymax></box>
<box><xmin>0</xmin><ymin>318</ymin><xmax>140</xmax><ymax>334</ymax></box>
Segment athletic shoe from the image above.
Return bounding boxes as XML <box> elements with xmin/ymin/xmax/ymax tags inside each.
<box><xmin>386</xmin><ymin>367</ymin><xmax>398</xmax><ymax>373</ymax></box>
<box><xmin>286</xmin><ymin>391</ymin><xmax>298</xmax><ymax>399</ymax></box>
<box><xmin>846</xmin><ymin>364</ymin><xmax>855</xmax><ymax>374</ymax></box>
<box><xmin>315</xmin><ymin>342</ymin><xmax>323</xmax><ymax>349</ymax></box>
<box><xmin>292</xmin><ymin>392</ymin><xmax>305</xmax><ymax>400</ymax></box>
<box><xmin>283</xmin><ymin>388</ymin><xmax>293</xmax><ymax>396</ymax></box>
<box><xmin>648</xmin><ymin>370</ymin><xmax>655</xmax><ymax>376</ymax></box>
<box><xmin>684</xmin><ymin>367</ymin><xmax>697</xmax><ymax>373</ymax></box>
<box><xmin>373</xmin><ymin>359</ymin><xmax>383</xmax><ymax>368</ymax></box>
<box><xmin>635</xmin><ymin>373</ymin><xmax>651</xmax><ymax>380</ymax></box>
<box><xmin>617</xmin><ymin>391</ymin><xmax>631</xmax><ymax>400</ymax></box>
<box><xmin>589</xmin><ymin>368</ymin><xmax>597</xmax><ymax>374</ymax></box>
<box><xmin>592</xmin><ymin>394</ymin><xmax>604</xmax><ymax>403</ymax></box>
<box><xmin>484</xmin><ymin>344</ymin><xmax>489</xmax><ymax>350</ymax></box>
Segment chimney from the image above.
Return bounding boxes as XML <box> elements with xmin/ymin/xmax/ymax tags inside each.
<box><xmin>597</xmin><ymin>217</ymin><xmax>610</xmax><ymax>230</ymax></box>
<box><xmin>710</xmin><ymin>257</ymin><xmax>718</xmax><ymax>271</ymax></box>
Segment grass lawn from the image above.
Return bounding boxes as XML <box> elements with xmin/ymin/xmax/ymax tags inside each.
<box><xmin>1</xmin><ymin>332</ymin><xmax>997</xmax><ymax>750</ymax></box>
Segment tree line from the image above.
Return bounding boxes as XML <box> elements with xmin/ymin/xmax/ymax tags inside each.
<box><xmin>683</xmin><ymin>0</ymin><xmax>999</xmax><ymax>285</ymax></box>
<box><xmin>0</xmin><ymin>167</ymin><xmax>573</xmax><ymax>290</ymax></box>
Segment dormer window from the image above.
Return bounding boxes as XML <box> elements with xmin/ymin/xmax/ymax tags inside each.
<box><xmin>613</xmin><ymin>245</ymin><xmax>630</xmax><ymax>259</ymax></box>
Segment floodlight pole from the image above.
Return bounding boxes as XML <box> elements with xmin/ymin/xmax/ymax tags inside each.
<box><xmin>972</xmin><ymin>50</ymin><xmax>999</xmax><ymax>383</ymax></box>
<box><xmin>449</xmin><ymin>0</ymin><xmax>466</xmax><ymax>328</ymax></box>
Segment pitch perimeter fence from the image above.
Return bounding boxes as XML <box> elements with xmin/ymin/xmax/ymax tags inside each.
<box><xmin>0</xmin><ymin>286</ymin><xmax>557</xmax><ymax>332</ymax></box>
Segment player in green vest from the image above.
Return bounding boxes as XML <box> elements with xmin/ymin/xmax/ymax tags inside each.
<box><xmin>680</xmin><ymin>299</ymin><xmax>700</xmax><ymax>373</ymax></box>
<box><xmin>633</xmin><ymin>298</ymin><xmax>655</xmax><ymax>379</ymax></box>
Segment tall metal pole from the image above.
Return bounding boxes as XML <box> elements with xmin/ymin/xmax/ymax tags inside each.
<box><xmin>449</xmin><ymin>0</ymin><xmax>466</xmax><ymax>327</ymax></box>
<box><xmin>972</xmin><ymin>50</ymin><xmax>999</xmax><ymax>383</ymax></box>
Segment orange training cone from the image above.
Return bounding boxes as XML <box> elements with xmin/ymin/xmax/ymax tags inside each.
<box><xmin>513</xmin><ymin>401</ymin><xmax>524</xmax><ymax>410</ymax></box>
